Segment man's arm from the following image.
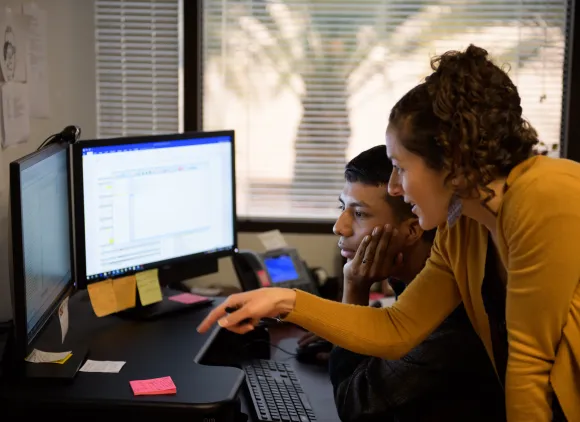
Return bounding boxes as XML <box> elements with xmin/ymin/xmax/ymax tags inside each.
<box><xmin>328</xmin><ymin>307</ymin><xmax>496</xmax><ymax>422</ymax></box>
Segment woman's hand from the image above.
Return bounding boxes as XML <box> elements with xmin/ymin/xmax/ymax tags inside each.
<box><xmin>196</xmin><ymin>287</ymin><xmax>297</xmax><ymax>334</ymax></box>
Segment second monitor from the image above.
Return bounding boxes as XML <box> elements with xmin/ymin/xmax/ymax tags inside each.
<box><xmin>72</xmin><ymin>130</ymin><xmax>237</xmax><ymax>314</ymax></box>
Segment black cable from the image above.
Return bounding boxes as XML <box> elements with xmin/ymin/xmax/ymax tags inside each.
<box><xmin>242</xmin><ymin>339</ymin><xmax>297</xmax><ymax>357</ymax></box>
<box><xmin>36</xmin><ymin>133</ymin><xmax>58</xmax><ymax>151</ymax></box>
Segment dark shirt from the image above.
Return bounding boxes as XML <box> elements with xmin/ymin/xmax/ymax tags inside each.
<box><xmin>328</xmin><ymin>280</ymin><xmax>506</xmax><ymax>422</ymax></box>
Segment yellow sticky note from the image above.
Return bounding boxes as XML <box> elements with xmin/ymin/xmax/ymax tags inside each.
<box><xmin>113</xmin><ymin>275</ymin><xmax>137</xmax><ymax>312</ymax></box>
<box><xmin>54</xmin><ymin>353</ymin><xmax>73</xmax><ymax>364</ymax></box>
<box><xmin>136</xmin><ymin>269</ymin><xmax>163</xmax><ymax>306</ymax></box>
<box><xmin>87</xmin><ymin>279</ymin><xmax>118</xmax><ymax>317</ymax></box>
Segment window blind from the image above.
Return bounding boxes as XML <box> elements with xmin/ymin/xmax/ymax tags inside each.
<box><xmin>95</xmin><ymin>0</ymin><xmax>182</xmax><ymax>139</ymax></box>
<box><xmin>203</xmin><ymin>0</ymin><xmax>570</xmax><ymax>221</ymax></box>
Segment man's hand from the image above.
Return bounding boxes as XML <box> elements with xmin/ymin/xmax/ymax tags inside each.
<box><xmin>297</xmin><ymin>331</ymin><xmax>331</xmax><ymax>362</ymax></box>
<box><xmin>343</xmin><ymin>224</ymin><xmax>405</xmax><ymax>291</ymax></box>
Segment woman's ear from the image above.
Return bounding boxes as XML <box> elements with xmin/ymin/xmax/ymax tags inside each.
<box><xmin>401</xmin><ymin>217</ymin><xmax>423</xmax><ymax>246</ymax></box>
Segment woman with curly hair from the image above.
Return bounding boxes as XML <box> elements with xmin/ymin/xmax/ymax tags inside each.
<box><xmin>198</xmin><ymin>45</ymin><xmax>579</xmax><ymax>421</ymax></box>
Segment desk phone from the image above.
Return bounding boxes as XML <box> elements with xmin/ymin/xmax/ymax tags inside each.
<box><xmin>233</xmin><ymin>248</ymin><xmax>319</xmax><ymax>295</ymax></box>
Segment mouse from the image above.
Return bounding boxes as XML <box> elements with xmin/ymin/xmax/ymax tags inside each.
<box><xmin>295</xmin><ymin>340</ymin><xmax>333</xmax><ymax>365</ymax></box>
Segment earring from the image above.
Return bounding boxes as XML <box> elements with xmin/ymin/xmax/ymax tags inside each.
<box><xmin>447</xmin><ymin>194</ymin><xmax>463</xmax><ymax>227</ymax></box>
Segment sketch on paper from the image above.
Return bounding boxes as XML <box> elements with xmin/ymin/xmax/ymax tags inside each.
<box><xmin>0</xmin><ymin>12</ymin><xmax>27</xmax><ymax>83</ymax></box>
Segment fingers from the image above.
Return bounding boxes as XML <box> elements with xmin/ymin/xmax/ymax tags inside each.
<box><xmin>351</xmin><ymin>234</ymin><xmax>369</xmax><ymax>268</ymax></box>
<box><xmin>363</xmin><ymin>226</ymin><xmax>381</xmax><ymax>264</ymax></box>
<box><xmin>373</xmin><ymin>224</ymin><xmax>393</xmax><ymax>265</ymax></box>
<box><xmin>197</xmin><ymin>300</ymin><xmax>232</xmax><ymax>333</ymax></box>
<box><xmin>298</xmin><ymin>332</ymin><xmax>319</xmax><ymax>347</ymax></box>
<box><xmin>197</xmin><ymin>293</ymin><xmax>249</xmax><ymax>333</ymax></box>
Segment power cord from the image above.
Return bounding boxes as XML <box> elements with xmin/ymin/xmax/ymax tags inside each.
<box><xmin>242</xmin><ymin>339</ymin><xmax>297</xmax><ymax>357</ymax></box>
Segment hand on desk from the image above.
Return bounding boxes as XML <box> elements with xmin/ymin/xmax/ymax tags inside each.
<box><xmin>297</xmin><ymin>332</ymin><xmax>331</xmax><ymax>363</ymax></box>
<box><xmin>196</xmin><ymin>287</ymin><xmax>297</xmax><ymax>335</ymax></box>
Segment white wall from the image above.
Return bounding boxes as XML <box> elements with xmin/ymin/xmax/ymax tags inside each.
<box><xmin>0</xmin><ymin>0</ymin><xmax>96</xmax><ymax>321</ymax></box>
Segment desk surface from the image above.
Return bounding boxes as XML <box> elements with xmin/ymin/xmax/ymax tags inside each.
<box><xmin>1</xmin><ymin>291</ymin><xmax>339</xmax><ymax>421</ymax></box>
<box><xmin>1</xmin><ymin>291</ymin><xmax>244</xmax><ymax>411</ymax></box>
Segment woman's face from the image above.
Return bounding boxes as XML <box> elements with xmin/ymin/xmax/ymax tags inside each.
<box><xmin>385</xmin><ymin>126</ymin><xmax>453</xmax><ymax>230</ymax></box>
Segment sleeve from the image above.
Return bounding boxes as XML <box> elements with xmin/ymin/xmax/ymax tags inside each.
<box><xmin>328</xmin><ymin>309</ymin><xmax>489</xmax><ymax>422</ymax></box>
<box><xmin>502</xmin><ymin>177</ymin><xmax>580</xmax><ymax>421</ymax></box>
<box><xmin>284</xmin><ymin>229</ymin><xmax>462</xmax><ymax>360</ymax></box>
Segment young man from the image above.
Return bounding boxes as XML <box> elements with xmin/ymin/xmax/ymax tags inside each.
<box><xmin>304</xmin><ymin>145</ymin><xmax>505</xmax><ymax>421</ymax></box>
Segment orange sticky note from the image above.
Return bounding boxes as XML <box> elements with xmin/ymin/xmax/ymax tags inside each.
<box><xmin>87</xmin><ymin>280</ymin><xmax>117</xmax><ymax>317</ymax></box>
<box><xmin>113</xmin><ymin>275</ymin><xmax>137</xmax><ymax>311</ymax></box>
<box><xmin>130</xmin><ymin>376</ymin><xmax>176</xmax><ymax>396</ymax></box>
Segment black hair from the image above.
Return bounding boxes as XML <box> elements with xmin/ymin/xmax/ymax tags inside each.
<box><xmin>345</xmin><ymin>145</ymin><xmax>436</xmax><ymax>243</ymax></box>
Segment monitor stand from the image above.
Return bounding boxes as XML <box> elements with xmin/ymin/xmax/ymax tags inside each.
<box><xmin>116</xmin><ymin>286</ymin><xmax>214</xmax><ymax>320</ymax></box>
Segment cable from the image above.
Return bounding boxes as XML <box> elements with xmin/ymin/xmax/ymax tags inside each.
<box><xmin>37</xmin><ymin>125</ymin><xmax>82</xmax><ymax>151</ymax></box>
<box><xmin>242</xmin><ymin>339</ymin><xmax>297</xmax><ymax>357</ymax></box>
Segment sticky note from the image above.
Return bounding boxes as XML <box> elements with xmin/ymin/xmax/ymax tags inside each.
<box><xmin>130</xmin><ymin>376</ymin><xmax>176</xmax><ymax>396</ymax></box>
<box><xmin>87</xmin><ymin>280</ymin><xmax>118</xmax><ymax>317</ymax></box>
<box><xmin>54</xmin><ymin>353</ymin><xmax>73</xmax><ymax>364</ymax></box>
<box><xmin>168</xmin><ymin>292</ymin><xmax>208</xmax><ymax>305</ymax></box>
<box><xmin>136</xmin><ymin>269</ymin><xmax>163</xmax><ymax>306</ymax></box>
<box><xmin>80</xmin><ymin>360</ymin><xmax>126</xmax><ymax>373</ymax></box>
<box><xmin>25</xmin><ymin>349</ymin><xmax>72</xmax><ymax>363</ymax></box>
<box><xmin>58</xmin><ymin>296</ymin><xmax>69</xmax><ymax>343</ymax></box>
<box><xmin>113</xmin><ymin>275</ymin><xmax>137</xmax><ymax>311</ymax></box>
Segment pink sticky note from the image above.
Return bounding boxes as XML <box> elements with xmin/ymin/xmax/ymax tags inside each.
<box><xmin>168</xmin><ymin>293</ymin><xmax>208</xmax><ymax>305</ymax></box>
<box><xmin>130</xmin><ymin>376</ymin><xmax>177</xmax><ymax>396</ymax></box>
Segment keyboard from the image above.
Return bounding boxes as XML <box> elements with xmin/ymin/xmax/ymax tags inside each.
<box><xmin>243</xmin><ymin>359</ymin><xmax>317</xmax><ymax>422</ymax></box>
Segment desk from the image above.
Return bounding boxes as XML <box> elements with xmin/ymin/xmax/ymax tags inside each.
<box><xmin>0</xmin><ymin>291</ymin><xmax>339</xmax><ymax>421</ymax></box>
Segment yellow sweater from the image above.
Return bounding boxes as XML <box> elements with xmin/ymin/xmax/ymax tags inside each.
<box><xmin>286</xmin><ymin>155</ymin><xmax>580</xmax><ymax>422</ymax></box>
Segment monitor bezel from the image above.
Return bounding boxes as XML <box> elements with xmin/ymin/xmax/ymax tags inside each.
<box><xmin>9</xmin><ymin>143</ymin><xmax>75</xmax><ymax>360</ymax></box>
<box><xmin>71</xmin><ymin>130</ymin><xmax>238</xmax><ymax>288</ymax></box>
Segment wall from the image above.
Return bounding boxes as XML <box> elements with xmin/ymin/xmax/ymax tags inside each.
<box><xmin>0</xmin><ymin>0</ymin><xmax>96</xmax><ymax>321</ymax></box>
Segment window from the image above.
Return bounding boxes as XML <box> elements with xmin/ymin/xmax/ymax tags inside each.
<box><xmin>202</xmin><ymin>0</ymin><xmax>570</xmax><ymax>221</ymax></box>
<box><xmin>95</xmin><ymin>0</ymin><xmax>183</xmax><ymax>138</ymax></box>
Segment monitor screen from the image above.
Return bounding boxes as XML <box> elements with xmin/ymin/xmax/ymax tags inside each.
<box><xmin>77</xmin><ymin>132</ymin><xmax>235</xmax><ymax>281</ymax></box>
<box><xmin>15</xmin><ymin>146</ymin><xmax>72</xmax><ymax>341</ymax></box>
<box><xmin>264</xmin><ymin>255</ymin><xmax>299</xmax><ymax>283</ymax></box>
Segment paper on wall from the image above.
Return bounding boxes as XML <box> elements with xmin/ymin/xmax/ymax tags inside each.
<box><xmin>22</xmin><ymin>2</ymin><xmax>49</xmax><ymax>118</ymax></box>
<box><xmin>1</xmin><ymin>81</ymin><xmax>30</xmax><ymax>148</ymax></box>
<box><xmin>257</xmin><ymin>229</ymin><xmax>288</xmax><ymax>251</ymax></box>
<box><xmin>0</xmin><ymin>8</ymin><xmax>28</xmax><ymax>83</ymax></box>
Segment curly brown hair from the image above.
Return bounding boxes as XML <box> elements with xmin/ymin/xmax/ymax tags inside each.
<box><xmin>388</xmin><ymin>44</ymin><xmax>539</xmax><ymax>201</ymax></box>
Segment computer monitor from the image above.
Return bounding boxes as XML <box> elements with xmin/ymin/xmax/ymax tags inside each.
<box><xmin>72</xmin><ymin>130</ymin><xmax>237</xmax><ymax>295</ymax></box>
<box><xmin>8</xmin><ymin>143</ymin><xmax>77</xmax><ymax>366</ymax></box>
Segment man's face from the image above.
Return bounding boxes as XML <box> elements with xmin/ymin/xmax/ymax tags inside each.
<box><xmin>334</xmin><ymin>181</ymin><xmax>398</xmax><ymax>262</ymax></box>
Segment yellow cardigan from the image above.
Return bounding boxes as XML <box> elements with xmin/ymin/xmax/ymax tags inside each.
<box><xmin>285</xmin><ymin>155</ymin><xmax>580</xmax><ymax>422</ymax></box>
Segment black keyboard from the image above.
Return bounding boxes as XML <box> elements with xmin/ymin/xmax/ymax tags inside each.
<box><xmin>243</xmin><ymin>359</ymin><xmax>317</xmax><ymax>422</ymax></box>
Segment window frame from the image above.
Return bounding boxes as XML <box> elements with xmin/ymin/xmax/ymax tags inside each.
<box><xmin>185</xmin><ymin>0</ymin><xmax>579</xmax><ymax>234</ymax></box>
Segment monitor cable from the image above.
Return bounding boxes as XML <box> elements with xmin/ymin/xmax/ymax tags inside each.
<box><xmin>37</xmin><ymin>125</ymin><xmax>82</xmax><ymax>151</ymax></box>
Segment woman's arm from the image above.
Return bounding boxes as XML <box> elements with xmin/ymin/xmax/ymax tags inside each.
<box><xmin>502</xmin><ymin>177</ymin><xmax>580</xmax><ymax>421</ymax></box>
<box><xmin>285</xmin><ymin>232</ymin><xmax>462</xmax><ymax>360</ymax></box>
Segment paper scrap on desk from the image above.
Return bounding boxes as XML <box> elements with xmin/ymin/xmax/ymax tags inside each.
<box><xmin>113</xmin><ymin>275</ymin><xmax>137</xmax><ymax>311</ymax></box>
<box><xmin>136</xmin><ymin>269</ymin><xmax>163</xmax><ymax>306</ymax></box>
<box><xmin>168</xmin><ymin>292</ymin><xmax>207</xmax><ymax>305</ymax></box>
<box><xmin>130</xmin><ymin>376</ymin><xmax>176</xmax><ymax>396</ymax></box>
<box><xmin>22</xmin><ymin>2</ymin><xmax>49</xmax><ymax>118</ymax></box>
<box><xmin>25</xmin><ymin>349</ymin><xmax>72</xmax><ymax>364</ymax></box>
<box><xmin>1</xmin><ymin>81</ymin><xmax>30</xmax><ymax>148</ymax></box>
<box><xmin>58</xmin><ymin>296</ymin><xmax>69</xmax><ymax>343</ymax></box>
<box><xmin>257</xmin><ymin>229</ymin><xmax>288</xmax><ymax>251</ymax></box>
<box><xmin>87</xmin><ymin>280</ymin><xmax>118</xmax><ymax>317</ymax></box>
<box><xmin>80</xmin><ymin>359</ymin><xmax>126</xmax><ymax>373</ymax></box>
